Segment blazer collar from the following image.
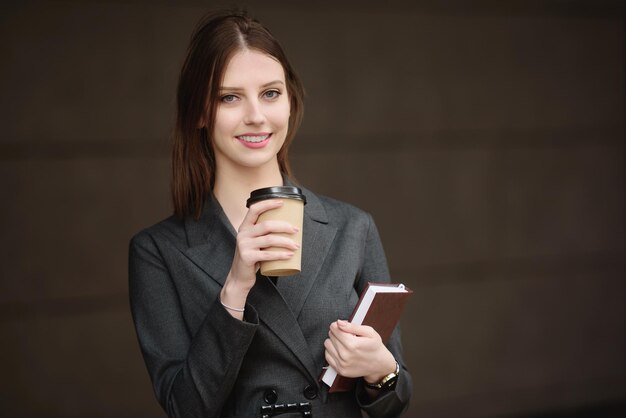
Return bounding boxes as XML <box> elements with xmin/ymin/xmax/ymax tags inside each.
<box><xmin>285</xmin><ymin>177</ymin><xmax>328</xmax><ymax>224</ymax></box>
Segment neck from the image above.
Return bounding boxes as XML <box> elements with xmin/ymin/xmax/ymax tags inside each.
<box><xmin>213</xmin><ymin>160</ymin><xmax>284</xmax><ymax>230</ymax></box>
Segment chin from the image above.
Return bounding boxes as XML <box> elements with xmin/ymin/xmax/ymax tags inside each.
<box><xmin>239</xmin><ymin>155</ymin><xmax>280</xmax><ymax>169</ymax></box>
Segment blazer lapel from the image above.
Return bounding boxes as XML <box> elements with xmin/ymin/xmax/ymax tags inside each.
<box><xmin>276</xmin><ymin>188</ymin><xmax>337</xmax><ymax>319</ymax></box>
<box><xmin>247</xmin><ymin>275</ymin><xmax>320</xmax><ymax>382</ymax></box>
<box><xmin>183</xmin><ymin>194</ymin><xmax>236</xmax><ymax>286</ymax></box>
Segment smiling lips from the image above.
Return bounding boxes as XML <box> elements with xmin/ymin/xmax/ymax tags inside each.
<box><xmin>236</xmin><ymin>133</ymin><xmax>271</xmax><ymax>149</ymax></box>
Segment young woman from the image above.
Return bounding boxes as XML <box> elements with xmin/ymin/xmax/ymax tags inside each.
<box><xmin>129</xmin><ymin>10</ymin><xmax>412</xmax><ymax>417</ymax></box>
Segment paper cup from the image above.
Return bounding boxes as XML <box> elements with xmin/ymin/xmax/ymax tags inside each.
<box><xmin>247</xmin><ymin>186</ymin><xmax>306</xmax><ymax>276</ymax></box>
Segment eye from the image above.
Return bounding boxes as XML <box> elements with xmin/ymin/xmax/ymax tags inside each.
<box><xmin>221</xmin><ymin>94</ymin><xmax>238</xmax><ymax>103</ymax></box>
<box><xmin>263</xmin><ymin>90</ymin><xmax>281</xmax><ymax>100</ymax></box>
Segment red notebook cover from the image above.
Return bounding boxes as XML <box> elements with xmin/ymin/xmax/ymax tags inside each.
<box><xmin>320</xmin><ymin>282</ymin><xmax>413</xmax><ymax>392</ymax></box>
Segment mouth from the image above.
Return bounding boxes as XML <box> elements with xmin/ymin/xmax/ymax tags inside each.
<box><xmin>236</xmin><ymin>133</ymin><xmax>272</xmax><ymax>149</ymax></box>
<box><xmin>237</xmin><ymin>134</ymin><xmax>270</xmax><ymax>143</ymax></box>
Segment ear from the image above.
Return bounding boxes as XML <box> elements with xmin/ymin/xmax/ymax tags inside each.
<box><xmin>197</xmin><ymin>113</ymin><xmax>207</xmax><ymax>129</ymax></box>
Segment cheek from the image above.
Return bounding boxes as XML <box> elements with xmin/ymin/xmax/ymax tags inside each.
<box><xmin>268</xmin><ymin>102</ymin><xmax>291</xmax><ymax>127</ymax></box>
<box><xmin>214</xmin><ymin>109</ymin><xmax>239</xmax><ymax>134</ymax></box>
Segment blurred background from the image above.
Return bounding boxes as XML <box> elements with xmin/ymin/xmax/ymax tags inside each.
<box><xmin>0</xmin><ymin>0</ymin><xmax>623</xmax><ymax>417</ymax></box>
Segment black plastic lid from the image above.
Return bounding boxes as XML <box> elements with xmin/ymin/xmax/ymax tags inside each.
<box><xmin>246</xmin><ymin>186</ymin><xmax>307</xmax><ymax>207</ymax></box>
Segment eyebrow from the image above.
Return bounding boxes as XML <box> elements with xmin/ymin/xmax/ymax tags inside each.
<box><xmin>219</xmin><ymin>80</ymin><xmax>285</xmax><ymax>91</ymax></box>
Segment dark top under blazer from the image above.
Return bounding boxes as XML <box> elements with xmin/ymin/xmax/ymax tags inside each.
<box><xmin>129</xmin><ymin>185</ymin><xmax>412</xmax><ymax>417</ymax></box>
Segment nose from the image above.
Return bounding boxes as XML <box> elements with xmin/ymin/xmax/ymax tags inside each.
<box><xmin>243</xmin><ymin>99</ymin><xmax>266</xmax><ymax>125</ymax></box>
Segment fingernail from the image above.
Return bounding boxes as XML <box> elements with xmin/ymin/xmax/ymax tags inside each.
<box><xmin>292</xmin><ymin>226</ymin><xmax>300</xmax><ymax>232</ymax></box>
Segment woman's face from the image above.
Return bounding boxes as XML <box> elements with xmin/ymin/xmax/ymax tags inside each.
<box><xmin>211</xmin><ymin>49</ymin><xmax>290</xmax><ymax>174</ymax></box>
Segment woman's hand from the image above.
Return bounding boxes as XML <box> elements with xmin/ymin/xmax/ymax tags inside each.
<box><xmin>324</xmin><ymin>320</ymin><xmax>396</xmax><ymax>384</ymax></box>
<box><xmin>220</xmin><ymin>199</ymin><xmax>300</xmax><ymax>318</ymax></box>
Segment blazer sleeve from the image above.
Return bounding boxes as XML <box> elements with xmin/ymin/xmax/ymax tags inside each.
<box><xmin>353</xmin><ymin>214</ymin><xmax>413</xmax><ymax>417</ymax></box>
<box><xmin>128</xmin><ymin>230</ymin><xmax>258</xmax><ymax>417</ymax></box>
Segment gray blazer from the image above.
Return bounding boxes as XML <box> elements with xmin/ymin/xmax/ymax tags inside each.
<box><xmin>129</xmin><ymin>186</ymin><xmax>412</xmax><ymax>417</ymax></box>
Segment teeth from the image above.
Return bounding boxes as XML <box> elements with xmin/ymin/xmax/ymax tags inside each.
<box><xmin>238</xmin><ymin>135</ymin><xmax>269</xmax><ymax>143</ymax></box>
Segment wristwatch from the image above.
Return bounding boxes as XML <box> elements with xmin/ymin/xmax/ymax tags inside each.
<box><xmin>364</xmin><ymin>361</ymin><xmax>400</xmax><ymax>390</ymax></box>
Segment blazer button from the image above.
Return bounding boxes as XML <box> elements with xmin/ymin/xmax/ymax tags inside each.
<box><xmin>303</xmin><ymin>384</ymin><xmax>317</xmax><ymax>400</ymax></box>
<box><xmin>264</xmin><ymin>388</ymin><xmax>278</xmax><ymax>404</ymax></box>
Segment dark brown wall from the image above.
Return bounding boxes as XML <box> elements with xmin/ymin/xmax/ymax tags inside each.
<box><xmin>1</xmin><ymin>1</ymin><xmax>623</xmax><ymax>417</ymax></box>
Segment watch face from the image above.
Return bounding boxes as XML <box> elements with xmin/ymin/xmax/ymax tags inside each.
<box><xmin>364</xmin><ymin>362</ymin><xmax>400</xmax><ymax>390</ymax></box>
<box><xmin>381</xmin><ymin>375</ymin><xmax>398</xmax><ymax>390</ymax></box>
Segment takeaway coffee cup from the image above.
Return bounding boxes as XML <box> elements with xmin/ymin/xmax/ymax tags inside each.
<box><xmin>246</xmin><ymin>186</ymin><xmax>306</xmax><ymax>276</ymax></box>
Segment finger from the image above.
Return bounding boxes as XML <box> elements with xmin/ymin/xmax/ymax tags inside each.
<box><xmin>328</xmin><ymin>322</ymin><xmax>354</xmax><ymax>353</ymax></box>
<box><xmin>326</xmin><ymin>330</ymin><xmax>347</xmax><ymax>362</ymax></box>
<box><xmin>324</xmin><ymin>338</ymin><xmax>344</xmax><ymax>370</ymax></box>
<box><xmin>240</xmin><ymin>200</ymin><xmax>284</xmax><ymax>230</ymax></box>
<box><xmin>255</xmin><ymin>249</ymin><xmax>295</xmax><ymax>262</ymax></box>
<box><xmin>324</xmin><ymin>347</ymin><xmax>339</xmax><ymax>371</ymax></box>
<box><xmin>328</xmin><ymin>321</ymin><xmax>345</xmax><ymax>340</ymax></box>
<box><xmin>324</xmin><ymin>338</ymin><xmax>337</xmax><ymax>359</ymax></box>
<box><xmin>253</xmin><ymin>234</ymin><xmax>300</xmax><ymax>251</ymax></box>
<box><xmin>337</xmin><ymin>320</ymin><xmax>377</xmax><ymax>338</ymax></box>
<box><xmin>325</xmin><ymin>339</ymin><xmax>361</xmax><ymax>378</ymax></box>
<box><xmin>236</xmin><ymin>246</ymin><xmax>294</xmax><ymax>267</ymax></box>
<box><xmin>250</xmin><ymin>220</ymin><xmax>299</xmax><ymax>237</ymax></box>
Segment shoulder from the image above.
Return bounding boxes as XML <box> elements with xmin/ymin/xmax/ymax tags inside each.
<box><xmin>319</xmin><ymin>194</ymin><xmax>370</xmax><ymax>222</ymax></box>
<box><xmin>301</xmin><ymin>186</ymin><xmax>373</xmax><ymax>231</ymax></box>
<box><xmin>129</xmin><ymin>214</ymin><xmax>186</xmax><ymax>251</ymax></box>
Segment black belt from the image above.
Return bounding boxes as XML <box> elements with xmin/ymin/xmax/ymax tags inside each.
<box><xmin>260</xmin><ymin>402</ymin><xmax>312</xmax><ymax>417</ymax></box>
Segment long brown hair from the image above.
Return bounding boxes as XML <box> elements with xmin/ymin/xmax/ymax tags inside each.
<box><xmin>172</xmin><ymin>10</ymin><xmax>305</xmax><ymax>219</ymax></box>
